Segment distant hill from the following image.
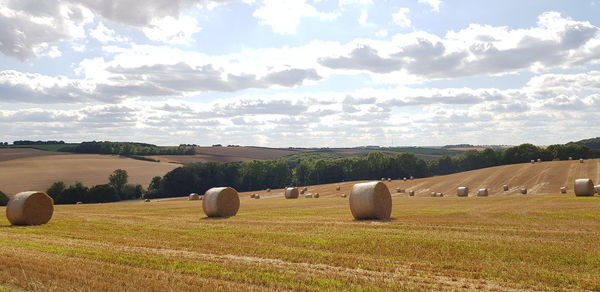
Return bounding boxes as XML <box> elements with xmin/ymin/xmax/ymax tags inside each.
<box><xmin>568</xmin><ymin>137</ymin><xmax>600</xmax><ymax>149</ymax></box>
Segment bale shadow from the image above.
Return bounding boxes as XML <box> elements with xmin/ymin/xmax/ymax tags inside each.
<box><xmin>200</xmin><ymin>216</ymin><xmax>234</xmax><ymax>220</ymax></box>
<box><xmin>353</xmin><ymin>217</ymin><xmax>397</xmax><ymax>222</ymax></box>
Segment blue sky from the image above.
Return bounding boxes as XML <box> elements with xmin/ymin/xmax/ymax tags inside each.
<box><xmin>1</xmin><ymin>0</ymin><xmax>600</xmax><ymax>146</ymax></box>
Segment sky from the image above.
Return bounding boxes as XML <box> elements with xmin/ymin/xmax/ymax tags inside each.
<box><xmin>1</xmin><ymin>0</ymin><xmax>600</xmax><ymax>147</ymax></box>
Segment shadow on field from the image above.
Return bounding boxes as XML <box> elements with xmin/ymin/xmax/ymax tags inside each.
<box><xmin>353</xmin><ymin>218</ymin><xmax>397</xmax><ymax>222</ymax></box>
<box><xmin>200</xmin><ymin>217</ymin><xmax>234</xmax><ymax>220</ymax></box>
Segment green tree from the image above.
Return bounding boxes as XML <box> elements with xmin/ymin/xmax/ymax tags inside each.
<box><xmin>47</xmin><ymin>181</ymin><xmax>66</xmax><ymax>201</ymax></box>
<box><xmin>109</xmin><ymin>169</ymin><xmax>128</xmax><ymax>196</ymax></box>
<box><xmin>88</xmin><ymin>184</ymin><xmax>119</xmax><ymax>203</ymax></box>
<box><xmin>0</xmin><ymin>190</ymin><xmax>8</xmax><ymax>206</ymax></box>
<box><xmin>57</xmin><ymin>182</ymin><xmax>88</xmax><ymax>204</ymax></box>
<box><xmin>121</xmin><ymin>184</ymin><xmax>144</xmax><ymax>200</ymax></box>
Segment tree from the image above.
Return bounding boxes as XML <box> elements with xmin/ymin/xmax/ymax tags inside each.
<box><xmin>109</xmin><ymin>169</ymin><xmax>128</xmax><ymax>196</ymax></box>
<box><xmin>88</xmin><ymin>184</ymin><xmax>119</xmax><ymax>203</ymax></box>
<box><xmin>57</xmin><ymin>182</ymin><xmax>88</xmax><ymax>204</ymax></box>
<box><xmin>0</xmin><ymin>190</ymin><xmax>8</xmax><ymax>206</ymax></box>
<box><xmin>121</xmin><ymin>184</ymin><xmax>144</xmax><ymax>200</ymax></box>
<box><xmin>47</xmin><ymin>181</ymin><xmax>66</xmax><ymax>201</ymax></box>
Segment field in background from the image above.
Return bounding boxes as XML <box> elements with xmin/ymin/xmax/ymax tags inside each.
<box><xmin>0</xmin><ymin>148</ymin><xmax>178</xmax><ymax>195</ymax></box>
<box><xmin>1</xmin><ymin>159</ymin><xmax>599</xmax><ymax>290</ymax></box>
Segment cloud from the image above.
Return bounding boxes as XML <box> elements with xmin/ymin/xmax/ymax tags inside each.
<box><xmin>418</xmin><ymin>0</ymin><xmax>441</xmax><ymax>12</ymax></box>
<box><xmin>253</xmin><ymin>0</ymin><xmax>338</xmax><ymax>34</ymax></box>
<box><xmin>318</xmin><ymin>12</ymin><xmax>600</xmax><ymax>80</ymax></box>
<box><xmin>89</xmin><ymin>22</ymin><xmax>127</xmax><ymax>43</ymax></box>
<box><xmin>392</xmin><ymin>8</ymin><xmax>411</xmax><ymax>28</ymax></box>
<box><xmin>142</xmin><ymin>15</ymin><xmax>201</xmax><ymax>44</ymax></box>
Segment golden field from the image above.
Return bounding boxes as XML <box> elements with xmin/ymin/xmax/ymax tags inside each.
<box><xmin>0</xmin><ymin>149</ymin><xmax>179</xmax><ymax>195</ymax></box>
<box><xmin>1</xmin><ymin>159</ymin><xmax>599</xmax><ymax>291</ymax></box>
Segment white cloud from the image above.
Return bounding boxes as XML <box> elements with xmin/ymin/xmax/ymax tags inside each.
<box><xmin>253</xmin><ymin>0</ymin><xmax>338</xmax><ymax>34</ymax></box>
<box><xmin>142</xmin><ymin>15</ymin><xmax>201</xmax><ymax>44</ymax></box>
<box><xmin>339</xmin><ymin>0</ymin><xmax>373</xmax><ymax>6</ymax></box>
<box><xmin>418</xmin><ymin>0</ymin><xmax>441</xmax><ymax>12</ymax></box>
<box><xmin>358</xmin><ymin>10</ymin><xmax>368</xmax><ymax>25</ymax></box>
<box><xmin>392</xmin><ymin>8</ymin><xmax>411</xmax><ymax>28</ymax></box>
<box><xmin>89</xmin><ymin>22</ymin><xmax>127</xmax><ymax>44</ymax></box>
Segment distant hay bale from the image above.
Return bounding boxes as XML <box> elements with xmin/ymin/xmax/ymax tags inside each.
<box><xmin>595</xmin><ymin>185</ymin><xmax>600</xmax><ymax>194</ymax></box>
<box><xmin>314</xmin><ymin>193</ymin><xmax>320</xmax><ymax>198</ymax></box>
<box><xmin>254</xmin><ymin>194</ymin><xmax>260</xmax><ymax>199</ymax></box>
<box><xmin>537</xmin><ymin>158</ymin><xmax>541</xmax><ymax>163</ymax></box>
<box><xmin>560</xmin><ymin>187</ymin><xmax>567</xmax><ymax>194</ymax></box>
<box><xmin>381</xmin><ymin>178</ymin><xmax>385</xmax><ymax>181</ymax></box>
<box><xmin>203</xmin><ymin>187</ymin><xmax>240</xmax><ymax>217</ymax></box>
<box><xmin>568</xmin><ymin>157</ymin><xmax>572</xmax><ymax>160</ymax></box>
<box><xmin>531</xmin><ymin>160</ymin><xmax>535</xmax><ymax>164</ymax></box>
<box><xmin>76</xmin><ymin>201</ymin><xmax>83</xmax><ymax>204</ymax></box>
<box><xmin>300</xmin><ymin>189</ymin><xmax>305</xmax><ymax>195</ymax></box>
<box><xmin>431</xmin><ymin>192</ymin><xmax>437</xmax><ymax>197</ymax></box>
<box><xmin>574</xmin><ymin>179</ymin><xmax>595</xmax><ymax>196</ymax></box>
<box><xmin>284</xmin><ymin>187</ymin><xmax>299</xmax><ymax>199</ymax></box>
<box><xmin>145</xmin><ymin>199</ymin><xmax>151</xmax><ymax>202</ymax></box>
<box><xmin>580</xmin><ymin>158</ymin><xmax>584</xmax><ymax>163</ymax></box>
<box><xmin>436</xmin><ymin>192</ymin><xmax>443</xmax><ymax>197</ymax></box>
<box><xmin>6</xmin><ymin>191</ymin><xmax>54</xmax><ymax>226</ymax></box>
<box><xmin>457</xmin><ymin>187</ymin><xmax>469</xmax><ymax>197</ymax></box>
<box><xmin>410</xmin><ymin>176</ymin><xmax>414</xmax><ymax>180</ymax></box>
<box><xmin>395</xmin><ymin>187</ymin><xmax>402</xmax><ymax>193</ymax></box>
<box><xmin>250</xmin><ymin>193</ymin><xmax>256</xmax><ymax>198</ymax></box>
<box><xmin>189</xmin><ymin>193</ymin><xmax>200</xmax><ymax>200</ymax></box>
<box><xmin>266</xmin><ymin>188</ymin><xmax>271</xmax><ymax>192</ymax></box>
<box><xmin>341</xmin><ymin>193</ymin><xmax>347</xmax><ymax>198</ymax></box>
<box><xmin>408</xmin><ymin>190</ymin><xmax>415</xmax><ymax>196</ymax></box>
<box><xmin>304</xmin><ymin>193</ymin><xmax>313</xmax><ymax>198</ymax></box>
<box><xmin>387</xmin><ymin>178</ymin><xmax>391</xmax><ymax>182</ymax></box>
<box><xmin>302</xmin><ymin>187</ymin><xmax>308</xmax><ymax>192</ymax></box>
<box><xmin>477</xmin><ymin>188</ymin><xmax>489</xmax><ymax>197</ymax></box>
<box><xmin>349</xmin><ymin>181</ymin><xmax>392</xmax><ymax>220</ymax></box>
<box><xmin>502</xmin><ymin>184</ymin><xmax>509</xmax><ymax>191</ymax></box>
<box><xmin>336</xmin><ymin>185</ymin><xmax>340</xmax><ymax>191</ymax></box>
<box><xmin>520</xmin><ymin>188</ymin><xmax>527</xmax><ymax>194</ymax></box>
<box><xmin>403</xmin><ymin>177</ymin><xmax>407</xmax><ymax>181</ymax></box>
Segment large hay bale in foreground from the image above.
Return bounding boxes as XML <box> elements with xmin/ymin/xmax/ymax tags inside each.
<box><xmin>457</xmin><ymin>187</ymin><xmax>469</xmax><ymax>197</ymax></box>
<box><xmin>574</xmin><ymin>179</ymin><xmax>595</xmax><ymax>197</ymax></box>
<box><xmin>520</xmin><ymin>188</ymin><xmax>528</xmax><ymax>194</ymax></box>
<box><xmin>189</xmin><ymin>193</ymin><xmax>200</xmax><ymax>200</ymax></box>
<box><xmin>6</xmin><ymin>191</ymin><xmax>54</xmax><ymax>226</ymax></box>
<box><xmin>202</xmin><ymin>187</ymin><xmax>240</xmax><ymax>217</ymax></box>
<box><xmin>560</xmin><ymin>187</ymin><xmax>567</xmax><ymax>194</ymax></box>
<box><xmin>477</xmin><ymin>188</ymin><xmax>488</xmax><ymax>197</ymax></box>
<box><xmin>349</xmin><ymin>181</ymin><xmax>392</xmax><ymax>220</ymax></box>
<box><xmin>284</xmin><ymin>187</ymin><xmax>299</xmax><ymax>199</ymax></box>
<box><xmin>502</xmin><ymin>184</ymin><xmax>509</xmax><ymax>191</ymax></box>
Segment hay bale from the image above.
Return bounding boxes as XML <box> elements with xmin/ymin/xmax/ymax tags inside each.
<box><xmin>457</xmin><ymin>187</ymin><xmax>469</xmax><ymax>197</ymax></box>
<box><xmin>300</xmin><ymin>189</ymin><xmax>305</xmax><ymax>195</ymax></box>
<box><xmin>574</xmin><ymin>179</ymin><xmax>595</xmax><ymax>196</ymax></box>
<box><xmin>284</xmin><ymin>187</ymin><xmax>299</xmax><ymax>199</ymax></box>
<box><xmin>387</xmin><ymin>178</ymin><xmax>392</xmax><ymax>182</ymax></box>
<box><xmin>408</xmin><ymin>190</ymin><xmax>415</xmax><ymax>196</ymax></box>
<box><xmin>203</xmin><ymin>187</ymin><xmax>240</xmax><ymax>217</ymax></box>
<box><xmin>250</xmin><ymin>193</ymin><xmax>256</xmax><ymax>198</ymax></box>
<box><xmin>145</xmin><ymin>199</ymin><xmax>151</xmax><ymax>202</ymax></box>
<box><xmin>349</xmin><ymin>181</ymin><xmax>392</xmax><ymax>220</ymax></box>
<box><xmin>403</xmin><ymin>177</ymin><xmax>407</xmax><ymax>181</ymax></box>
<box><xmin>530</xmin><ymin>160</ymin><xmax>535</xmax><ymax>164</ymax></box>
<box><xmin>410</xmin><ymin>176</ymin><xmax>414</xmax><ymax>180</ymax></box>
<box><xmin>431</xmin><ymin>192</ymin><xmax>437</xmax><ymax>197</ymax></box>
<box><xmin>336</xmin><ymin>185</ymin><xmax>341</xmax><ymax>191</ymax></box>
<box><xmin>255</xmin><ymin>194</ymin><xmax>260</xmax><ymax>199</ymax></box>
<box><xmin>502</xmin><ymin>184</ymin><xmax>509</xmax><ymax>191</ymax></box>
<box><xmin>595</xmin><ymin>185</ymin><xmax>600</xmax><ymax>194</ymax></box>
<box><xmin>341</xmin><ymin>193</ymin><xmax>347</xmax><ymax>198</ymax></box>
<box><xmin>520</xmin><ymin>188</ymin><xmax>527</xmax><ymax>194</ymax></box>
<box><xmin>436</xmin><ymin>192</ymin><xmax>443</xmax><ymax>197</ymax></box>
<box><xmin>477</xmin><ymin>188</ymin><xmax>488</xmax><ymax>197</ymax></box>
<box><xmin>189</xmin><ymin>193</ymin><xmax>200</xmax><ymax>200</ymax></box>
<box><xmin>303</xmin><ymin>187</ymin><xmax>308</xmax><ymax>192</ymax></box>
<box><xmin>381</xmin><ymin>178</ymin><xmax>385</xmax><ymax>181</ymax></box>
<box><xmin>266</xmin><ymin>188</ymin><xmax>271</xmax><ymax>192</ymax></box>
<box><xmin>6</xmin><ymin>191</ymin><xmax>54</xmax><ymax>226</ymax></box>
<box><xmin>560</xmin><ymin>187</ymin><xmax>567</xmax><ymax>194</ymax></box>
<box><xmin>568</xmin><ymin>157</ymin><xmax>572</xmax><ymax>160</ymax></box>
<box><xmin>395</xmin><ymin>187</ymin><xmax>402</xmax><ymax>193</ymax></box>
<box><xmin>304</xmin><ymin>193</ymin><xmax>313</xmax><ymax>198</ymax></box>
<box><xmin>580</xmin><ymin>158</ymin><xmax>584</xmax><ymax>163</ymax></box>
<box><xmin>76</xmin><ymin>201</ymin><xmax>83</xmax><ymax>204</ymax></box>
<box><xmin>314</xmin><ymin>193</ymin><xmax>320</xmax><ymax>198</ymax></box>
<box><xmin>537</xmin><ymin>158</ymin><xmax>542</xmax><ymax>163</ymax></box>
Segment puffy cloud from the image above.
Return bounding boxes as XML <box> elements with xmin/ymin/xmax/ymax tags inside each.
<box><xmin>392</xmin><ymin>8</ymin><xmax>411</xmax><ymax>28</ymax></box>
<box><xmin>142</xmin><ymin>15</ymin><xmax>201</xmax><ymax>44</ymax></box>
<box><xmin>89</xmin><ymin>22</ymin><xmax>127</xmax><ymax>43</ymax></box>
<box><xmin>319</xmin><ymin>12</ymin><xmax>600</xmax><ymax>80</ymax></box>
<box><xmin>253</xmin><ymin>0</ymin><xmax>338</xmax><ymax>34</ymax></box>
<box><xmin>418</xmin><ymin>0</ymin><xmax>441</xmax><ymax>12</ymax></box>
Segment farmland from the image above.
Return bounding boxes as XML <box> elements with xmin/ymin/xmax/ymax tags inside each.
<box><xmin>1</xmin><ymin>159</ymin><xmax>600</xmax><ymax>291</ymax></box>
<box><xmin>0</xmin><ymin>148</ymin><xmax>178</xmax><ymax>196</ymax></box>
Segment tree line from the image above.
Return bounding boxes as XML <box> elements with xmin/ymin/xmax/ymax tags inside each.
<box><xmin>59</xmin><ymin>141</ymin><xmax>195</xmax><ymax>155</ymax></box>
<box><xmin>47</xmin><ymin>169</ymin><xmax>143</xmax><ymax>204</ymax></box>
<box><xmin>148</xmin><ymin>143</ymin><xmax>597</xmax><ymax>198</ymax></box>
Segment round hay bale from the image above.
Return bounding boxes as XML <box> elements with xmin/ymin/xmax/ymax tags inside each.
<box><xmin>530</xmin><ymin>160</ymin><xmax>535</xmax><ymax>164</ymax></box>
<box><xmin>387</xmin><ymin>178</ymin><xmax>391</xmax><ymax>182</ymax></box>
<box><xmin>349</xmin><ymin>181</ymin><xmax>392</xmax><ymax>220</ymax></box>
<box><xmin>336</xmin><ymin>185</ymin><xmax>341</xmax><ymax>191</ymax></box>
<box><xmin>395</xmin><ymin>187</ymin><xmax>402</xmax><ymax>193</ymax></box>
<box><xmin>6</xmin><ymin>191</ymin><xmax>54</xmax><ymax>226</ymax></box>
<box><xmin>520</xmin><ymin>188</ymin><xmax>527</xmax><ymax>194</ymax></box>
<box><xmin>403</xmin><ymin>177</ymin><xmax>407</xmax><ymax>181</ymax></box>
<box><xmin>574</xmin><ymin>179</ymin><xmax>595</xmax><ymax>196</ymax></box>
<box><xmin>304</xmin><ymin>193</ymin><xmax>313</xmax><ymax>198</ymax></box>
<box><xmin>380</xmin><ymin>178</ymin><xmax>385</xmax><ymax>181</ymax></box>
<box><xmin>457</xmin><ymin>187</ymin><xmax>469</xmax><ymax>197</ymax></box>
<box><xmin>560</xmin><ymin>187</ymin><xmax>567</xmax><ymax>194</ymax></box>
<box><xmin>144</xmin><ymin>199</ymin><xmax>151</xmax><ymax>202</ymax></box>
<box><xmin>189</xmin><ymin>193</ymin><xmax>200</xmax><ymax>200</ymax></box>
<box><xmin>303</xmin><ymin>187</ymin><xmax>308</xmax><ymax>192</ymax></box>
<box><xmin>266</xmin><ymin>188</ymin><xmax>271</xmax><ymax>192</ymax></box>
<box><xmin>284</xmin><ymin>187</ymin><xmax>299</xmax><ymax>199</ymax></box>
<box><xmin>580</xmin><ymin>158</ymin><xmax>584</xmax><ymax>163</ymax></box>
<box><xmin>254</xmin><ymin>194</ymin><xmax>260</xmax><ymax>199</ymax></box>
<box><xmin>431</xmin><ymin>192</ymin><xmax>437</xmax><ymax>197</ymax></box>
<box><xmin>502</xmin><ymin>184</ymin><xmax>509</xmax><ymax>191</ymax></box>
<box><xmin>341</xmin><ymin>193</ymin><xmax>347</xmax><ymax>198</ymax></box>
<box><xmin>250</xmin><ymin>193</ymin><xmax>256</xmax><ymax>198</ymax></box>
<box><xmin>76</xmin><ymin>201</ymin><xmax>83</xmax><ymax>204</ymax></box>
<box><xmin>300</xmin><ymin>189</ymin><xmax>305</xmax><ymax>195</ymax></box>
<box><xmin>595</xmin><ymin>185</ymin><xmax>600</xmax><ymax>194</ymax></box>
<box><xmin>408</xmin><ymin>190</ymin><xmax>415</xmax><ymax>196</ymax></box>
<box><xmin>202</xmin><ymin>187</ymin><xmax>240</xmax><ymax>217</ymax></box>
<box><xmin>314</xmin><ymin>193</ymin><xmax>320</xmax><ymax>198</ymax></box>
<box><xmin>477</xmin><ymin>188</ymin><xmax>488</xmax><ymax>197</ymax></box>
<box><xmin>537</xmin><ymin>158</ymin><xmax>541</xmax><ymax>163</ymax></box>
<box><xmin>410</xmin><ymin>176</ymin><xmax>414</xmax><ymax>180</ymax></box>
<box><xmin>568</xmin><ymin>157</ymin><xmax>572</xmax><ymax>160</ymax></box>
<box><xmin>436</xmin><ymin>192</ymin><xmax>443</xmax><ymax>197</ymax></box>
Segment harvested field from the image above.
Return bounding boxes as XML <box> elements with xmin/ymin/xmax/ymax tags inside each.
<box><xmin>150</xmin><ymin>146</ymin><xmax>302</xmax><ymax>164</ymax></box>
<box><xmin>0</xmin><ymin>149</ymin><xmax>178</xmax><ymax>195</ymax></box>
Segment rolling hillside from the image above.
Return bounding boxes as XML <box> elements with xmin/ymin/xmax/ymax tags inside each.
<box><xmin>0</xmin><ymin>148</ymin><xmax>179</xmax><ymax>195</ymax></box>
